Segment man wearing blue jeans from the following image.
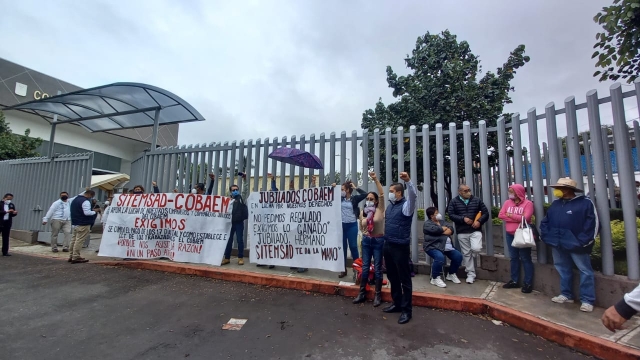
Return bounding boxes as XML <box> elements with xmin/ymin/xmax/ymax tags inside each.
<box><xmin>221</xmin><ymin>184</ymin><xmax>248</xmax><ymax>266</ymax></box>
<box><xmin>541</xmin><ymin>177</ymin><xmax>599</xmax><ymax>313</ymax></box>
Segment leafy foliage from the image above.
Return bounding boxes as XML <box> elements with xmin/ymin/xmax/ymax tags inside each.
<box><xmin>593</xmin><ymin>0</ymin><xmax>640</xmax><ymax>83</ymax></box>
<box><xmin>361</xmin><ymin>30</ymin><xmax>529</xmax><ymax>205</ymax></box>
<box><xmin>0</xmin><ymin>110</ymin><xmax>43</xmax><ymax>161</ymax></box>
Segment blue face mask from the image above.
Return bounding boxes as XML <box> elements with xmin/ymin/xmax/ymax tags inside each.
<box><xmin>231</xmin><ymin>190</ymin><xmax>239</xmax><ymax>197</ymax></box>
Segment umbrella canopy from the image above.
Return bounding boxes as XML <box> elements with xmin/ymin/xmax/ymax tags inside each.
<box><xmin>268</xmin><ymin>147</ymin><xmax>324</xmax><ymax>169</ymax></box>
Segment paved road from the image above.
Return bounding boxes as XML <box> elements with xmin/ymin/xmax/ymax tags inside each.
<box><xmin>1</xmin><ymin>255</ymin><xmax>590</xmax><ymax>360</ymax></box>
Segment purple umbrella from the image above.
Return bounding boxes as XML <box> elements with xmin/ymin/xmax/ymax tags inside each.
<box><xmin>268</xmin><ymin>147</ymin><xmax>324</xmax><ymax>169</ymax></box>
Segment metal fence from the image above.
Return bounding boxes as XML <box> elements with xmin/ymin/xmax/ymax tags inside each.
<box><xmin>130</xmin><ymin>82</ymin><xmax>640</xmax><ymax>280</ymax></box>
<box><xmin>0</xmin><ymin>153</ymin><xmax>93</xmax><ymax>231</ymax></box>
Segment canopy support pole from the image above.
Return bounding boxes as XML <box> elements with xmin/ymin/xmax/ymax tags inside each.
<box><xmin>151</xmin><ymin>108</ymin><xmax>161</xmax><ymax>151</ymax></box>
<box><xmin>47</xmin><ymin>91</ymin><xmax>62</xmax><ymax>157</ymax></box>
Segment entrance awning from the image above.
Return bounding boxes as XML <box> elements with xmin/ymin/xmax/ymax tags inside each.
<box><xmin>91</xmin><ymin>173</ymin><xmax>130</xmax><ymax>191</ymax></box>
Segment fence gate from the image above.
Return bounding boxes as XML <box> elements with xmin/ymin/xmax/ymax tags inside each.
<box><xmin>0</xmin><ymin>153</ymin><xmax>93</xmax><ymax>231</ymax></box>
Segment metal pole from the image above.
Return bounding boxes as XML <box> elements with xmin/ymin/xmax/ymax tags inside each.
<box><xmin>565</xmin><ymin>96</ymin><xmax>583</xmax><ymax>189</ymax></box>
<box><xmin>47</xmin><ymin>91</ymin><xmax>62</xmax><ymax>157</ymax></box>
<box><xmin>527</xmin><ymin>108</ymin><xmax>547</xmax><ymax>264</ymax></box>
<box><xmin>497</xmin><ymin>117</ymin><xmax>509</xmax><ymax>255</ymax></box>
<box><xmin>512</xmin><ymin>114</ymin><xmax>523</xmax><ymax>185</ymax></box>
<box><xmin>582</xmin><ymin>132</ymin><xmax>595</xmax><ymax>198</ymax></box>
<box><xmin>479</xmin><ymin>121</ymin><xmax>493</xmax><ymax>256</ymax></box>
<box><xmin>422</xmin><ymin>124</ymin><xmax>431</xmax><ymax>209</ymax></box>
<box><xmin>602</xmin><ymin>129</ymin><xmax>617</xmax><ymax>208</ymax></box>
<box><xmin>463</xmin><ymin>121</ymin><xmax>473</xmax><ymax>192</ymax></box>
<box><xmin>449</xmin><ymin>123</ymin><xmax>458</xmax><ymax>194</ymax></box>
<box><xmin>610</xmin><ymin>83</ymin><xmax>639</xmax><ymax>280</ymax></box>
<box><xmin>586</xmin><ymin>90</ymin><xmax>613</xmax><ymax>276</ymax></box>
<box><xmin>436</xmin><ymin>124</ymin><xmax>445</xmax><ymax>214</ymax></box>
<box><xmin>151</xmin><ymin>108</ymin><xmax>161</xmax><ymax>151</ymax></box>
<box><xmin>409</xmin><ymin>126</ymin><xmax>418</xmax><ymax>263</ymax></box>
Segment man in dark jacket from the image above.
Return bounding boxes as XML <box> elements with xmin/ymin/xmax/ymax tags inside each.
<box><xmin>541</xmin><ymin>177</ymin><xmax>598</xmax><ymax>313</ymax></box>
<box><xmin>446</xmin><ymin>184</ymin><xmax>489</xmax><ymax>284</ymax></box>
<box><xmin>222</xmin><ymin>184</ymin><xmax>248</xmax><ymax>266</ymax></box>
<box><xmin>382</xmin><ymin>172</ymin><xmax>417</xmax><ymax>325</ymax></box>
<box><xmin>69</xmin><ymin>190</ymin><xmax>96</xmax><ymax>264</ymax></box>
<box><xmin>1</xmin><ymin>193</ymin><xmax>17</xmax><ymax>256</ymax></box>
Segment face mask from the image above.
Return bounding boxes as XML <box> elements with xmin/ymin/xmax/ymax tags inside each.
<box><xmin>191</xmin><ymin>189</ymin><xmax>198</xmax><ymax>194</ymax></box>
<box><xmin>435</xmin><ymin>213</ymin><xmax>443</xmax><ymax>221</ymax></box>
<box><xmin>365</xmin><ymin>201</ymin><xmax>374</xmax><ymax>207</ymax></box>
<box><xmin>553</xmin><ymin>189</ymin><xmax>564</xmax><ymax>198</ymax></box>
<box><xmin>4</xmin><ymin>200</ymin><xmax>11</xmax><ymax>204</ymax></box>
<box><xmin>508</xmin><ymin>194</ymin><xmax>515</xmax><ymax>200</ymax></box>
<box><xmin>388</xmin><ymin>192</ymin><xmax>396</xmax><ymax>202</ymax></box>
<box><xmin>341</xmin><ymin>191</ymin><xmax>347</xmax><ymax>198</ymax></box>
<box><xmin>61</xmin><ymin>196</ymin><xmax>68</xmax><ymax>201</ymax></box>
<box><xmin>231</xmin><ymin>190</ymin><xmax>239</xmax><ymax>196</ymax></box>
<box><xmin>133</xmin><ymin>190</ymin><xmax>143</xmax><ymax>194</ymax></box>
<box><xmin>104</xmin><ymin>201</ymin><xmax>110</xmax><ymax>206</ymax></box>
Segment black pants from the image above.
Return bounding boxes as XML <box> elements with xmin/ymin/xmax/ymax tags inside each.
<box><xmin>384</xmin><ymin>241</ymin><xmax>412</xmax><ymax>314</ymax></box>
<box><xmin>1</xmin><ymin>221</ymin><xmax>11</xmax><ymax>255</ymax></box>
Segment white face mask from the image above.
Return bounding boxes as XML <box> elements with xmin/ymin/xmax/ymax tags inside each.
<box><xmin>365</xmin><ymin>201</ymin><xmax>374</xmax><ymax>207</ymax></box>
<box><xmin>191</xmin><ymin>189</ymin><xmax>198</xmax><ymax>194</ymax></box>
<box><xmin>4</xmin><ymin>200</ymin><xmax>11</xmax><ymax>204</ymax></box>
<box><xmin>388</xmin><ymin>192</ymin><xmax>396</xmax><ymax>202</ymax></box>
<box><xmin>435</xmin><ymin>213</ymin><xmax>443</xmax><ymax>221</ymax></box>
<box><xmin>341</xmin><ymin>191</ymin><xmax>347</xmax><ymax>198</ymax></box>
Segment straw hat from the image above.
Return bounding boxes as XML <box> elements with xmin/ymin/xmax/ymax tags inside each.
<box><xmin>549</xmin><ymin>177</ymin><xmax>583</xmax><ymax>192</ymax></box>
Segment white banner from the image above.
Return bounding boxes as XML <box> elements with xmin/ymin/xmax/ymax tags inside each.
<box><xmin>248</xmin><ymin>186</ymin><xmax>344</xmax><ymax>272</ymax></box>
<box><xmin>99</xmin><ymin>193</ymin><xmax>232</xmax><ymax>265</ymax></box>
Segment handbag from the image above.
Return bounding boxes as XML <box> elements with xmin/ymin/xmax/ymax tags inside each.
<box><xmin>512</xmin><ymin>217</ymin><xmax>536</xmax><ymax>248</ymax></box>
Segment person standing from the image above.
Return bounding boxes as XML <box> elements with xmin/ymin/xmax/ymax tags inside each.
<box><xmin>446</xmin><ymin>184</ymin><xmax>489</xmax><ymax>284</ymax></box>
<box><xmin>221</xmin><ymin>184</ymin><xmax>248</xmax><ymax>266</ymax></box>
<box><xmin>382</xmin><ymin>172</ymin><xmax>417</xmax><ymax>325</ymax></box>
<box><xmin>42</xmin><ymin>191</ymin><xmax>72</xmax><ymax>253</ymax></box>
<box><xmin>69</xmin><ymin>190</ymin><xmax>96</xmax><ymax>264</ymax></box>
<box><xmin>423</xmin><ymin>207</ymin><xmax>463</xmax><ymax>288</ymax></box>
<box><xmin>498</xmin><ymin>184</ymin><xmax>535</xmax><ymax>293</ymax></box>
<box><xmin>1</xmin><ymin>193</ymin><xmax>17</xmax><ymax>256</ymax></box>
<box><xmin>541</xmin><ymin>177</ymin><xmax>598</xmax><ymax>312</ymax></box>
<box><xmin>353</xmin><ymin>172</ymin><xmax>385</xmax><ymax>307</ymax></box>
<box><xmin>335</xmin><ymin>180</ymin><xmax>366</xmax><ymax>278</ymax></box>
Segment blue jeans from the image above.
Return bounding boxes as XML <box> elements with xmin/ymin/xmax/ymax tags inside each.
<box><xmin>551</xmin><ymin>247</ymin><xmax>595</xmax><ymax>305</ymax></box>
<box><xmin>361</xmin><ymin>236</ymin><xmax>384</xmax><ymax>281</ymax></box>
<box><xmin>426</xmin><ymin>249</ymin><xmax>463</xmax><ymax>279</ymax></box>
<box><xmin>506</xmin><ymin>233</ymin><xmax>534</xmax><ymax>284</ymax></box>
<box><xmin>342</xmin><ymin>222</ymin><xmax>359</xmax><ymax>267</ymax></box>
<box><xmin>224</xmin><ymin>222</ymin><xmax>245</xmax><ymax>259</ymax></box>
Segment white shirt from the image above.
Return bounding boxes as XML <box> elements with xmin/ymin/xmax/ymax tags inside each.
<box><xmin>43</xmin><ymin>199</ymin><xmax>71</xmax><ymax>223</ymax></box>
<box><xmin>101</xmin><ymin>207</ymin><xmax>110</xmax><ymax>224</ymax></box>
<box><xmin>3</xmin><ymin>202</ymin><xmax>8</xmax><ymax>221</ymax></box>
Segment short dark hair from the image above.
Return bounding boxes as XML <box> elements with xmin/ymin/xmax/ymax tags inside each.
<box><xmin>390</xmin><ymin>183</ymin><xmax>404</xmax><ymax>196</ymax></box>
<box><xmin>229</xmin><ymin>184</ymin><xmax>239</xmax><ymax>191</ymax></box>
<box><xmin>84</xmin><ymin>190</ymin><xmax>96</xmax><ymax>197</ymax></box>
<box><xmin>195</xmin><ymin>183</ymin><xmax>205</xmax><ymax>191</ymax></box>
<box><xmin>133</xmin><ymin>185</ymin><xmax>145</xmax><ymax>192</ymax></box>
<box><xmin>426</xmin><ymin>207</ymin><xmax>437</xmax><ymax>219</ymax></box>
<box><xmin>3</xmin><ymin>193</ymin><xmax>13</xmax><ymax>198</ymax></box>
<box><xmin>60</xmin><ymin>191</ymin><xmax>68</xmax><ymax>196</ymax></box>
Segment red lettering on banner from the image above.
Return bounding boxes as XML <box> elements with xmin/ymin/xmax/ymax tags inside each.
<box><xmin>117</xmin><ymin>239</ymin><xmax>136</xmax><ymax>247</ymax></box>
<box><xmin>255</xmin><ymin>244</ymin><xmax>294</xmax><ymax>260</ymax></box>
<box><xmin>177</xmin><ymin>243</ymin><xmax>202</xmax><ymax>254</ymax></box>
<box><xmin>133</xmin><ymin>218</ymin><xmax>186</xmax><ymax>230</ymax></box>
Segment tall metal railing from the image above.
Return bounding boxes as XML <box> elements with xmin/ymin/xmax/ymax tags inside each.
<box><xmin>130</xmin><ymin>81</ymin><xmax>640</xmax><ymax>280</ymax></box>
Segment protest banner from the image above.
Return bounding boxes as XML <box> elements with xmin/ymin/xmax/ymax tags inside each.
<box><xmin>248</xmin><ymin>186</ymin><xmax>344</xmax><ymax>271</ymax></box>
<box><xmin>99</xmin><ymin>193</ymin><xmax>232</xmax><ymax>265</ymax></box>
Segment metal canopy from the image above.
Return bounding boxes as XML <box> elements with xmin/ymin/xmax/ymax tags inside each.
<box><xmin>2</xmin><ymin>82</ymin><xmax>205</xmax><ymax>133</ymax></box>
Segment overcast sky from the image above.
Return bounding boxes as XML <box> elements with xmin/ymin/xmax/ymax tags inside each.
<box><xmin>0</xmin><ymin>0</ymin><xmax>630</xmax><ymax>150</ymax></box>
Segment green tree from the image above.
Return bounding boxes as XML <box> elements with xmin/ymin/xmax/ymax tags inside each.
<box><xmin>324</xmin><ymin>171</ymin><xmax>362</xmax><ymax>187</ymax></box>
<box><xmin>361</xmin><ymin>30</ymin><xmax>529</xmax><ymax>205</ymax></box>
<box><xmin>0</xmin><ymin>110</ymin><xmax>43</xmax><ymax>161</ymax></box>
<box><xmin>593</xmin><ymin>0</ymin><xmax>640</xmax><ymax>83</ymax></box>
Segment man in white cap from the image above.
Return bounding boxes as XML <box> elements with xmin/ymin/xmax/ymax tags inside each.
<box><xmin>540</xmin><ymin>177</ymin><xmax>599</xmax><ymax>312</ymax></box>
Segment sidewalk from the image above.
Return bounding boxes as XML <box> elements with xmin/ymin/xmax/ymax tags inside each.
<box><xmin>8</xmin><ymin>236</ymin><xmax>640</xmax><ymax>360</ymax></box>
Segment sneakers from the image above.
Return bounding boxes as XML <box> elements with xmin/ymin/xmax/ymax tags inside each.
<box><xmin>238</xmin><ymin>259</ymin><xmax>244</xmax><ymax>265</ymax></box>
<box><xmin>62</xmin><ymin>248</ymin><xmax>69</xmax><ymax>252</ymax></box>
<box><xmin>580</xmin><ymin>303</ymin><xmax>594</xmax><ymax>312</ymax></box>
<box><xmin>445</xmin><ymin>273</ymin><xmax>461</xmax><ymax>284</ymax></box>
<box><xmin>466</xmin><ymin>276</ymin><xmax>475</xmax><ymax>284</ymax></box>
<box><xmin>430</xmin><ymin>276</ymin><xmax>447</xmax><ymax>288</ymax></box>
<box><xmin>221</xmin><ymin>259</ymin><xmax>230</xmax><ymax>265</ymax></box>
<box><xmin>521</xmin><ymin>283</ymin><xmax>533</xmax><ymax>294</ymax></box>
<box><xmin>502</xmin><ymin>281</ymin><xmax>520</xmax><ymax>289</ymax></box>
<box><xmin>551</xmin><ymin>295</ymin><xmax>574</xmax><ymax>304</ymax></box>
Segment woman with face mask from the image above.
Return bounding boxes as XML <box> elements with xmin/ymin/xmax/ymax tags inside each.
<box><xmin>1</xmin><ymin>193</ymin><xmax>17</xmax><ymax>256</ymax></box>
<box><xmin>332</xmin><ymin>179</ymin><xmax>367</xmax><ymax>278</ymax></box>
<box><xmin>422</xmin><ymin>207</ymin><xmax>463</xmax><ymax>288</ymax></box>
<box><xmin>498</xmin><ymin>184</ymin><xmax>535</xmax><ymax>293</ymax></box>
<box><xmin>353</xmin><ymin>172</ymin><xmax>385</xmax><ymax>306</ymax></box>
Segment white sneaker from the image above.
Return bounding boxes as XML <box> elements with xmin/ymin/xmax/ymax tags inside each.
<box><xmin>580</xmin><ymin>303</ymin><xmax>594</xmax><ymax>312</ymax></box>
<box><xmin>446</xmin><ymin>273</ymin><xmax>461</xmax><ymax>284</ymax></box>
<box><xmin>430</xmin><ymin>276</ymin><xmax>447</xmax><ymax>288</ymax></box>
<box><xmin>551</xmin><ymin>295</ymin><xmax>574</xmax><ymax>304</ymax></box>
<box><xmin>466</xmin><ymin>276</ymin><xmax>474</xmax><ymax>284</ymax></box>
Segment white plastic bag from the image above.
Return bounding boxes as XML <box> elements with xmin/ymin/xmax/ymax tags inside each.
<box><xmin>512</xmin><ymin>217</ymin><xmax>536</xmax><ymax>248</ymax></box>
